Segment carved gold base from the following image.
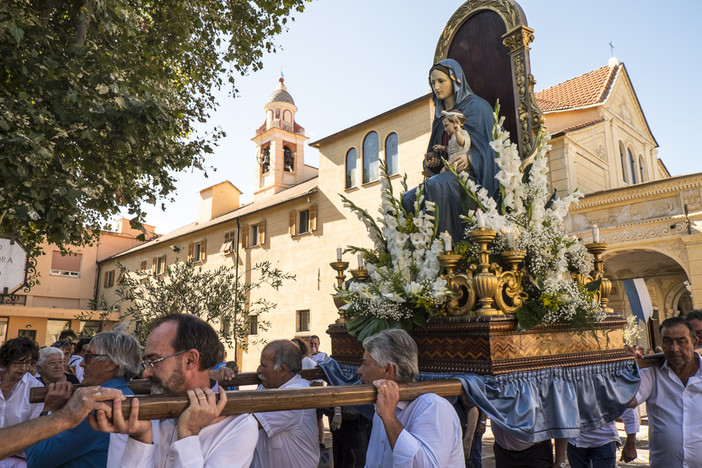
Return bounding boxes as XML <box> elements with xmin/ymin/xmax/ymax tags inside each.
<box><xmin>327</xmin><ymin>315</ymin><xmax>629</xmax><ymax>375</ymax></box>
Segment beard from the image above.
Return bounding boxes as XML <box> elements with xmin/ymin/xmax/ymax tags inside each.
<box><xmin>150</xmin><ymin>365</ymin><xmax>186</xmax><ymax>394</ymax></box>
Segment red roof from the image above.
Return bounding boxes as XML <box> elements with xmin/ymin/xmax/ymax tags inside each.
<box><xmin>535</xmin><ymin>64</ymin><xmax>619</xmax><ymax>112</ymax></box>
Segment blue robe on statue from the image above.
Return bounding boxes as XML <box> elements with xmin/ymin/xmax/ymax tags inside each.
<box><xmin>402</xmin><ymin>58</ymin><xmax>499</xmax><ymax>242</ymax></box>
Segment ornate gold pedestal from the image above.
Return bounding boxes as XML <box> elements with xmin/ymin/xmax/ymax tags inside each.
<box><xmin>328</xmin><ymin>315</ymin><xmax>629</xmax><ymax>375</ymax></box>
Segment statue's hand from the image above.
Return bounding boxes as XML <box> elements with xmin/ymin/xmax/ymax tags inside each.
<box><xmin>425</xmin><ymin>152</ymin><xmax>441</xmax><ymax>168</ymax></box>
<box><xmin>452</xmin><ymin>154</ymin><xmax>470</xmax><ymax>172</ymax></box>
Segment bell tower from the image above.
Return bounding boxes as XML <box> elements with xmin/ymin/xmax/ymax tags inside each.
<box><xmin>252</xmin><ymin>77</ymin><xmax>310</xmax><ymax>200</ymax></box>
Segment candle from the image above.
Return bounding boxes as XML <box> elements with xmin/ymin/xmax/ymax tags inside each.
<box><xmin>476</xmin><ymin>209</ymin><xmax>486</xmax><ymax>228</ymax></box>
<box><xmin>592</xmin><ymin>225</ymin><xmax>600</xmax><ymax>243</ymax></box>
<box><xmin>336</xmin><ymin>247</ymin><xmax>342</xmax><ymax>262</ymax></box>
<box><xmin>506</xmin><ymin>229</ymin><xmax>514</xmax><ymax>249</ymax></box>
<box><xmin>441</xmin><ymin>232</ymin><xmax>452</xmax><ymax>253</ymax></box>
<box><xmin>357</xmin><ymin>253</ymin><xmax>364</xmax><ymax>269</ymax></box>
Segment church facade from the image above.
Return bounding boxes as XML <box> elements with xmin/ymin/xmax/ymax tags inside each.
<box><xmin>96</xmin><ymin>60</ymin><xmax>701</xmax><ymax>370</ymax></box>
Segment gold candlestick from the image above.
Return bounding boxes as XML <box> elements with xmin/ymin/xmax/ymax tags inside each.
<box><xmin>439</xmin><ymin>253</ymin><xmax>475</xmax><ymax>315</ymax></box>
<box><xmin>500</xmin><ymin>249</ymin><xmax>526</xmax><ymax>272</ymax></box>
<box><xmin>438</xmin><ymin>253</ymin><xmax>462</xmax><ymax>276</ymax></box>
<box><xmin>330</xmin><ymin>261</ymin><xmax>349</xmax><ymax>289</ymax></box>
<box><xmin>585</xmin><ymin>242</ymin><xmax>613</xmax><ymax>314</ymax></box>
<box><xmin>330</xmin><ymin>261</ymin><xmax>349</xmax><ymax>323</ymax></box>
<box><xmin>350</xmin><ymin>267</ymin><xmax>370</xmax><ymax>282</ymax></box>
<box><xmin>494</xmin><ymin>249</ymin><xmax>527</xmax><ymax>314</ymax></box>
<box><xmin>469</xmin><ymin>228</ymin><xmax>501</xmax><ymax>315</ymax></box>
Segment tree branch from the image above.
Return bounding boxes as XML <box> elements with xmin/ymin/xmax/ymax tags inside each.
<box><xmin>39</xmin><ymin>0</ymin><xmax>56</xmax><ymax>28</ymax></box>
<box><xmin>73</xmin><ymin>0</ymin><xmax>96</xmax><ymax>47</ymax></box>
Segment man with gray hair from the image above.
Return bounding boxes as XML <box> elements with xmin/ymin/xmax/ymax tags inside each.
<box><xmin>250</xmin><ymin>339</ymin><xmax>319</xmax><ymax>468</ymax></box>
<box><xmin>357</xmin><ymin>328</ymin><xmax>464</xmax><ymax>467</ymax></box>
<box><xmin>26</xmin><ymin>329</ymin><xmax>140</xmax><ymax>467</ymax></box>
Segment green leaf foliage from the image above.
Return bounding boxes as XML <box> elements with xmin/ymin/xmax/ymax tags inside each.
<box><xmin>0</xmin><ymin>0</ymin><xmax>308</xmax><ymax>256</ymax></box>
<box><xmin>106</xmin><ymin>260</ymin><xmax>295</xmax><ymax>348</ymax></box>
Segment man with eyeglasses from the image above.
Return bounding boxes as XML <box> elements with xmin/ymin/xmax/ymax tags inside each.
<box><xmin>95</xmin><ymin>313</ymin><xmax>258</xmax><ymax>468</ymax></box>
<box><xmin>26</xmin><ymin>329</ymin><xmax>140</xmax><ymax>468</ymax></box>
<box><xmin>0</xmin><ymin>336</ymin><xmax>43</xmax><ymax>465</ymax></box>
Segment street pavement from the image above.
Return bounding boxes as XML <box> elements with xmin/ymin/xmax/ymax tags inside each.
<box><xmin>478</xmin><ymin>421</ymin><xmax>650</xmax><ymax>467</ymax></box>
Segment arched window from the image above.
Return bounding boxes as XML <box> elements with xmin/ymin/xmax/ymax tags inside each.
<box><xmin>619</xmin><ymin>141</ymin><xmax>629</xmax><ymax>183</ymax></box>
<box><xmin>362</xmin><ymin>131</ymin><xmax>379</xmax><ymax>184</ymax></box>
<box><xmin>628</xmin><ymin>148</ymin><xmax>637</xmax><ymax>184</ymax></box>
<box><xmin>283</xmin><ymin>110</ymin><xmax>292</xmax><ymax>123</ymax></box>
<box><xmin>385</xmin><ymin>133</ymin><xmax>398</xmax><ymax>175</ymax></box>
<box><xmin>638</xmin><ymin>154</ymin><xmax>647</xmax><ymax>183</ymax></box>
<box><xmin>284</xmin><ymin>146</ymin><xmax>294</xmax><ymax>172</ymax></box>
<box><xmin>345</xmin><ymin>148</ymin><xmax>357</xmax><ymax>189</ymax></box>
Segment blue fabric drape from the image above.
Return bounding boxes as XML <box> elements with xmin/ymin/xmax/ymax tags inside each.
<box><xmin>318</xmin><ymin>358</ymin><xmax>640</xmax><ymax>443</ymax></box>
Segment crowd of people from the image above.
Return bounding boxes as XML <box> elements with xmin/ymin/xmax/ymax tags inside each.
<box><xmin>0</xmin><ymin>310</ymin><xmax>700</xmax><ymax>467</ymax></box>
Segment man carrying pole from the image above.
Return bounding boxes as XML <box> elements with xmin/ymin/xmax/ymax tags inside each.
<box><xmin>92</xmin><ymin>314</ymin><xmax>258</xmax><ymax>468</ymax></box>
<box><xmin>357</xmin><ymin>328</ymin><xmax>465</xmax><ymax>467</ymax></box>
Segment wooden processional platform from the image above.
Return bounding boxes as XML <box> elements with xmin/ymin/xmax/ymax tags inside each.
<box><xmin>328</xmin><ymin>316</ymin><xmax>631</xmax><ymax>375</ymax></box>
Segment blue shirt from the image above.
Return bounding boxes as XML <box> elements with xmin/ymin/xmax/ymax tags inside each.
<box><xmin>26</xmin><ymin>377</ymin><xmax>133</xmax><ymax>468</ymax></box>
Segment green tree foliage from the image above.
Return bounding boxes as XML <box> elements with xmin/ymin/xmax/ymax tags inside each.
<box><xmin>0</xmin><ymin>0</ymin><xmax>307</xmax><ymax>255</ymax></box>
<box><xmin>112</xmin><ymin>260</ymin><xmax>295</xmax><ymax>349</ymax></box>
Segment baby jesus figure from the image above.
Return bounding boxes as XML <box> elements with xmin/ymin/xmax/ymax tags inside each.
<box><xmin>433</xmin><ymin>110</ymin><xmax>471</xmax><ymax>174</ymax></box>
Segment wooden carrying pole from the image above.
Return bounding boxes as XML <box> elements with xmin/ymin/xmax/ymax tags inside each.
<box><xmin>33</xmin><ymin>354</ymin><xmax>663</xmax><ymax>408</ymax></box>
<box><xmin>29</xmin><ymin>367</ymin><xmax>326</xmax><ymax>403</ymax></box>
<box><xmin>119</xmin><ymin>379</ymin><xmax>465</xmax><ymax>421</ymax></box>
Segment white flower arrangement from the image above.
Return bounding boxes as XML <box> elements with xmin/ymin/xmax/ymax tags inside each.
<box><xmin>336</xmin><ymin>104</ymin><xmax>606</xmax><ymax>339</ymax></box>
<box><xmin>446</xmin><ymin>104</ymin><xmax>606</xmax><ymax>330</ymax></box>
<box><xmin>337</xmin><ymin>163</ymin><xmax>451</xmax><ymax>341</ymax></box>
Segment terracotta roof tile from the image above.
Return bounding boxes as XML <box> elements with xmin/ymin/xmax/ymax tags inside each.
<box><xmin>535</xmin><ymin>64</ymin><xmax>619</xmax><ymax>112</ymax></box>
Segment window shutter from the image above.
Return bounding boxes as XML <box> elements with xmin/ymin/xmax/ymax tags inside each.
<box><xmin>241</xmin><ymin>225</ymin><xmax>249</xmax><ymax>248</ymax></box>
<box><xmin>259</xmin><ymin>221</ymin><xmax>266</xmax><ymax>245</ymax></box>
<box><xmin>309</xmin><ymin>204</ymin><xmax>317</xmax><ymax>231</ymax></box>
<box><xmin>104</xmin><ymin>272</ymin><xmax>109</xmax><ymax>287</ymax></box>
<box><xmin>289</xmin><ymin>210</ymin><xmax>296</xmax><ymax>236</ymax></box>
<box><xmin>151</xmin><ymin>258</ymin><xmax>157</xmax><ymax>273</ymax></box>
<box><xmin>201</xmin><ymin>240</ymin><xmax>207</xmax><ymax>261</ymax></box>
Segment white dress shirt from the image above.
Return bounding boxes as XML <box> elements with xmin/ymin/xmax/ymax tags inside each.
<box><xmin>568</xmin><ymin>407</ymin><xmax>639</xmax><ymax>448</ymax></box>
<box><xmin>365</xmin><ymin>393</ymin><xmax>464</xmax><ymax>468</ymax></box>
<box><xmin>0</xmin><ymin>371</ymin><xmax>43</xmax><ymax>429</ymax></box>
<box><xmin>251</xmin><ymin>374</ymin><xmax>319</xmax><ymax>468</ymax></box>
<box><xmin>68</xmin><ymin>355</ymin><xmax>84</xmax><ymax>382</ymax></box>
<box><xmin>301</xmin><ymin>357</ymin><xmax>317</xmax><ymax>370</ymax></box>
<box><xmin>635</xmin><ymin>353</ymin><xmax>702</xmax><ymax>467</ymax></box>
<box><xmin>107</xmin><ymin>413</ymin><xmax>258</xmax><ymax>468</ymax></box>
<box><xmin>0</xmin><ymin>372</ymin><xmax>43</xmax><ymax>465</ymax></box>
<box><xmin>310</xmin><ymin>352</ymin><xmax>327</xmax><ymax>364</ymax></box>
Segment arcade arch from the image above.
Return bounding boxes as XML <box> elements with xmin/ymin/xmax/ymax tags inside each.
<box><xmin>604</xmin><ymin>248</ymin><xmax>690</xmax><ymax>347</ymax></box>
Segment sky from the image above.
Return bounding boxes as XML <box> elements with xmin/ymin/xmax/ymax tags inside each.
<box><xmin>133</xmin><ymin>0</ymin><xmax>702</xmax><ymax>234</ymax></box>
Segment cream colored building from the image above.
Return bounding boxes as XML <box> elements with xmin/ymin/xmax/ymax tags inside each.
<box><xmin>97</xmin><ymin>59</ymin><xmax>699</xmax><ymax>370</ymax></box>
<box><xmin>536</xmin><ymin>58</ymin><xmax>701</xmax><ymax>346</ymax></box>
<box><xmin>0</xmin><ymin>219</ymin><xmax>152</xmax><ymax>345</ymax></box>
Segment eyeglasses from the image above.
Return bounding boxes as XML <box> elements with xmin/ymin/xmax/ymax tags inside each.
<box><xmin>12</xmin><ymin>360</ymin><xmax>36</xmax><ymax>368</ymax></box>
<box><xmin>84</xmin><ymin>352</ymin><xmax>107</xmax><ymax>364</ymax></box>
<box><xmin>142</xmin><ymin>350</ymin><xmax>186</xmax><ymax>369</ymax></box>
